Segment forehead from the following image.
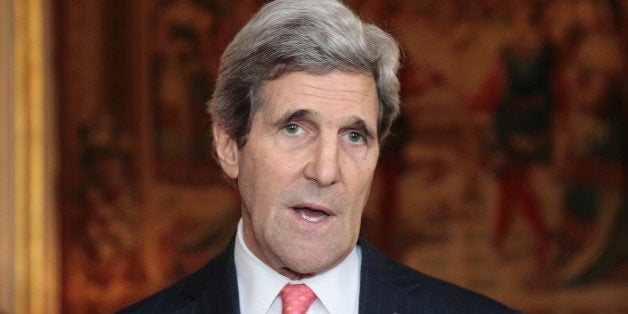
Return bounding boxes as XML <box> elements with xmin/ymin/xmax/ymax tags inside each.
<box><xmin>259</xmin><ymin>70</ymin><xmax>379</xmax><ymax>124</ymax></box>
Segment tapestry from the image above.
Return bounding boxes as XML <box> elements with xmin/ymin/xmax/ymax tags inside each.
<box><xmin>56</xmin><ymin>0</ymin><xmax>627</xmax><ymax>312</ymax></box>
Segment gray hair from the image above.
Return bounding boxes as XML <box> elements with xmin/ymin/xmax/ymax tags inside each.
<box><xmin>208</xmin><ymin>0</ymin><xmax>401</xmax><ymax>148</ymax></box>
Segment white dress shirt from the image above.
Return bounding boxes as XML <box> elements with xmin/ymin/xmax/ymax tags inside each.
<box><xmin>234</xmin><ymin>219</ymin><xmax>361</xmax><ymax>314</ymax></box>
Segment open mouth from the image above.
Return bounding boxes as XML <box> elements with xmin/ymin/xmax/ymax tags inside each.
<box><xmin>292</xmin><ymin>207</ymin><xmax>330</xmax><ymax>223</ymax></box>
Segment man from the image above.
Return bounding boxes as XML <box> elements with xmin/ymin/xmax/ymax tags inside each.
<box><xmin>120</xmin><ymin>0</ymin><xmax>519</xmax><ymax>313</ymax></box>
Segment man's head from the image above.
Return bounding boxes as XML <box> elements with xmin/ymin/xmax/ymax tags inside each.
<box><xmin>209</xmin><ymin>0</ymin><xmax>400</xmax><ymax>279</ymax></box>
<box><xmin>209</xmin><ymin>0</ymin><xmax>400</xmax><ymax>147</ymax></box>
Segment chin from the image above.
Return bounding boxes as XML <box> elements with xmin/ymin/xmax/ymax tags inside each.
<box><xmin>282</xmin><ymin>244</ymin><xmax>348</xmax><ymax>275</ymax></box>
<box><xmin>287</xmin><ymin>258</ymin><xmax>333</xmax><ymax>276</ymax></box>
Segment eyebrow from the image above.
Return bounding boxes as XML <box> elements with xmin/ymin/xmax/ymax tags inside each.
<box><xmin>274</xmin><ymin>109</ymin><xmax>314</xmax><ymax>127</ymax></box>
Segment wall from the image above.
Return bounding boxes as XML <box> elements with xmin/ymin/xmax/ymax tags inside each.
<box><xmin>1</xmin><ymin>0</ymin><xmax>58</xmax><ymax>313</ymax></box>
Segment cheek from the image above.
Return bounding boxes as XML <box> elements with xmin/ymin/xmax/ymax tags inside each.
<box><xmin>240</xmin><ymin>148</ymin><xmax>294</xmax><ymax>206</ymax></box>
<box><xmin>341</xmin><ymin>163</ymin><xmax>375</xmax><ymax>225</ymax></box>
<box><xmin>348</xmin><ymin>155</ymin><xmax>377</xmax><ymax>194</ymax></box>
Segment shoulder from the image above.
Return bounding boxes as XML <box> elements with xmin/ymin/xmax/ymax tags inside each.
<box><xmin>117</xmin><ymin>240</ymin><xmax>238</xmax><ymax>314</ymax></box>
<box><xmin>116</xmin><ymin>272</ymin><xmax>198</xmax><ymax>314</ymax></box>
<box><xmin>405</xmin><ymin>268</ymin><xmax>518</xmax><ymax>313</ymax></box>
<box><xmin>359</xmin><ymin>238</ymin><xmax>520</xmax><ymax>313</ymax></box>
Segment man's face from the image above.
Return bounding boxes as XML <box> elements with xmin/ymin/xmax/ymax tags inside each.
<box><xmin>216</xmin><ymin>70</ymin><xmax>380</xmax><ymax>278</ymax></box>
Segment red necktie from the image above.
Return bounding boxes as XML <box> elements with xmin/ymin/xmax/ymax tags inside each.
<box><xmin>280</xmin><ymin>283</ymin><xmax>317</xmax><ymax>314</ymax></box>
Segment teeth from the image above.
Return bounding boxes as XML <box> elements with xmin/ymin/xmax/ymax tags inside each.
<box><xmin>297</xmin><ymin>209</ymin><xmax>327</xmax><ymax>223</ymax></box>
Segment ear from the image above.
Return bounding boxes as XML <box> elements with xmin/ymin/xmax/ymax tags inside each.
<box><xmin>213</xmin><ymin>122</ymin><xmax>239</xmax><ymax>179</ymax></box>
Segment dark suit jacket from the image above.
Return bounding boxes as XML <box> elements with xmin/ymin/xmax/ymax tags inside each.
<box><xmin>118</xmin><ymin>237</ymin><xmax>519</xmax><ymax>313</ymax></box>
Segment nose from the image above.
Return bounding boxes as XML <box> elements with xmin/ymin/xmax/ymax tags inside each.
<box><xmin>304</xmin><ymin>134</ymin><xmax>340</xmax><ymax>187</ymax></box>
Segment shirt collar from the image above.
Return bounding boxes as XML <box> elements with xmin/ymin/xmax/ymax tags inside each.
<box><xmin>234</xmin><ymin>219</ymin><xmax>361</xmax><ymax>314</ymax></box>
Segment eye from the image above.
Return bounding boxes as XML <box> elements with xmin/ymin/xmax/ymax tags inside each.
<box><xmin>345</xmin><ymin>131</ymin><xmax>365</xmax><ymax>144</ymax></box>
<box><xmin>283</xmin><ymin>123</ymin><xmax>303</xmax><ymax>135</ymax></box>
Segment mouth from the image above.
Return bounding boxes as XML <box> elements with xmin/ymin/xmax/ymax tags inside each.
<box><xmin>291</xmin><ymin>204</ymin><xmax>332</xmax><ymax>223</ymax></box>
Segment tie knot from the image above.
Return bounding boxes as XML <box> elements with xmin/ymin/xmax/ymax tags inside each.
<box><xmin>280</xmin><ymin>284</ymin><xmax>317</xmax><ymax>314</ymax></box>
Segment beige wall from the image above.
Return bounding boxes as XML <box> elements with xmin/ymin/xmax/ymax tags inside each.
<box><xmin>0</xmin><ymin>0</ymin><xmax>58</xmax><ymax>313</ymax></box>
<box><xmin>1</xmin><ymin>0</ymin><xmax>16</xmax><ymax>312</ymax></box>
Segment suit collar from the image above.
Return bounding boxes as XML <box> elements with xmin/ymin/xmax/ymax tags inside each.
<box><xmin>171</xmin><ymin>235</ymin><xmax>423</xmax><ymax>314</ymax></box>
